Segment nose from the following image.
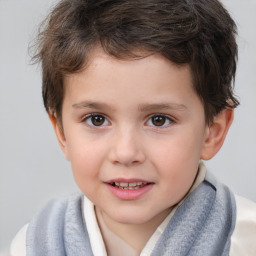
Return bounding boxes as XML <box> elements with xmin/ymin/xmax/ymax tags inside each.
<box><xmin>108</xmin><ymin>127</ymin><xmax>146</xmax><ymax>166</ymax></box>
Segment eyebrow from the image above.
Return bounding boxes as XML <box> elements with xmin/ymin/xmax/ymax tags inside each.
<box><xmin>138</xmin><ymin>103</ymin><xmax>187</xmax><ymax>112</ymax></box>
<box><xmin>72</xmin><ymin>101</ymin><xmax>115</xmax><ymax>111</ymax></box>
<box><xmin>72</xmin><ymin>101</ymin><xmax>187</xmax><ymax>112</ymax></box>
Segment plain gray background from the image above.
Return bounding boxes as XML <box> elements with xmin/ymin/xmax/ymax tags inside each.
<box><xmin>0</xmin><ymin>0</ymin><xmax>256</xmax><ymax>254</ymax></box>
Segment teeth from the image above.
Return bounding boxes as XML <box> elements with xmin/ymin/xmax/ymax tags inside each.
<box><xmin>120</xmin><ymin>182</ymin><xmax>129</xmax><ymax>187</ymax></box>
<box><xmin>113</xmin><ymin>181</ymin><xmax>148</xmax><ymax>189</ymax></box>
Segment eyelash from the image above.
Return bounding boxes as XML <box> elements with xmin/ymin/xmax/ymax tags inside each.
<box><xmin>145</xmin><ymin>114</ymin><xmax>175</xmax><ymax>128</ymax></box>
<box><xmin>82</xmin><ymin>113</ymin><xmax>175</xmax><ymax>128</ymax></box>
<box><xmin>82</xmin><ymin>113</ymin><xmax>110</xmax><ymax>127</ymax></box>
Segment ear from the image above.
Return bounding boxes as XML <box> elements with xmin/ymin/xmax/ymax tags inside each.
<box><xmin>201</xmin><ymin>108</ymin><xmax>234</xmax><ymax>160</ymax></box>
<box><xmin>48</xmin><ymin>114</ymin><xmax>70</xmax><ymax>161</ymax></box>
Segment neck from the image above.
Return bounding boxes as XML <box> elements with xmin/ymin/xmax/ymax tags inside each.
<box><xmin>95</xmin><ymin>207</ymin><xmax>171</xmax><ymax>253</ymax></box>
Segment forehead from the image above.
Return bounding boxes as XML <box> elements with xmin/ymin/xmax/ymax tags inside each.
<box><xmin>64</xmin><ymin>48</ymin><xmax>193</xmax><ymax>89</ymax></box>
<box><xmin>62</xmin><ymin>48</ymin><xmax>200</xmax><ymax>111</ymax></box>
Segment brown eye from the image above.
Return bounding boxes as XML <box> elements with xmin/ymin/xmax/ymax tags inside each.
<box><xmin>85</xmin><ymin>114</ymin><xmax>109</xmax><ymax>127</ymax></box>
<box><xmin>91</xmin><ymin>115</ymin><xmax>105</xmax><ymax>126</ymax></box>
<box><xmin>146</xmin><ymin>114</ymin><xmax>173</xmax><ymax>127</ymax></box>
<box><xmin>152</xmin><ymin>116</ymin><xmax>166</xmax><ymax>126</ymax></box>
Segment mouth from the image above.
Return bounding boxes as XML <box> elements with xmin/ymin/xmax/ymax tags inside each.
<box><xmin>110</xmin><ymin>181</ymin><xmax>149</xmax><ymax>190</ymax></box>
<box><xmin>105</xmin><ymin>179</ymin><xmax>154</xmax><ymax>200</ymax></box>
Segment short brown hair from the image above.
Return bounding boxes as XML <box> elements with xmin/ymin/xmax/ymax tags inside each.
<box><xmin>33</xmin><ymin>0</ymin><xmax>239</xmax><ymax>124</ymax></box>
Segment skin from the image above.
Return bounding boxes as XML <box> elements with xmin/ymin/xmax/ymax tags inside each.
<box><xmin>50</xmin><ymin>49</ymin><xmax>233</xmax><ymax>252</ymax></box>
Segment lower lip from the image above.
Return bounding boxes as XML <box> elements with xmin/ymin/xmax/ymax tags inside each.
<box><xmin>106</xmin><ymin>183</ymin><xmax>154</xmax><ymax>200</ymax></box>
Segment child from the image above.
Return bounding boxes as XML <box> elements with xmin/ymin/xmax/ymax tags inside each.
<box><xmin>10</xmin><ymin>0</ymin><xmax>256</xmax><ymax>255</ymax></box>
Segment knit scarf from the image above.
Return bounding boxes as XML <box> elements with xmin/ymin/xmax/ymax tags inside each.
<box><xmin>26</xmin><ymin>172</ymin><xmax>236</xmax><ymax>256</ymax></box>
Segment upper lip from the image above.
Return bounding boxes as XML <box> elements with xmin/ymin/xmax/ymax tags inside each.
<box><xmin>105</xmin><ymin>178</ymin><xmax>154</xmax><ymax>184</ymax></box>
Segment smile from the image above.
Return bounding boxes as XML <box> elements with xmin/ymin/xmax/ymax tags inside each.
<box><xmin>106</xmin><ymin>180</ymin><xmax>154</xmax><ymax>200</ymax></box>
<box><xmin>111</xmin><ymin>182</ymin><xmax>148</xmax><ymax>190</ymax></box>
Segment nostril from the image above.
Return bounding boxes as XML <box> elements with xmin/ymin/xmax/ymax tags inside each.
<box><xmin>112</xmin><ymin>159</ymin><xmax>142</xmax><ymax>166</ymax></box>
<box><xmin>108</xmin><ymin>138</ymin><xmax>146</xmax><ymax>165</ymax></box>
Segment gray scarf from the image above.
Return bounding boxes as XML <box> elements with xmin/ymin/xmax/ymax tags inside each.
<box><xmin>26</xmin><ymin>172</ymin><xmax>236</xmax><ymax>256</ymax></box>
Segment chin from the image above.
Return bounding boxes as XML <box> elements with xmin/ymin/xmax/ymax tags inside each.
<box><xmin>109</xmin><ymin>210</ymin><xmax>155</xmax><ymax>225</ymax></box>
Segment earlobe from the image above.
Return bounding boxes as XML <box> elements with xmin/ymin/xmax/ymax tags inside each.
<box><xmin>201</xmin><ymin>108</ymin><xmax>234</xmax><ymax>160</ymax></box>
<box><xmin>48</xmin><ymin>114</ymin><xmax>70</xmax><ymax>160</ymax></box>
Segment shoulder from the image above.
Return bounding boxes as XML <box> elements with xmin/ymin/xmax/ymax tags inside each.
<box><xmin>9</xmin><ymin>193</ymin><xmax>84</xmax><ymax>256</ymax></box>
<box><xmin>230</xmin><ymin>195</ymin><xmax>256</xmax><ymax>256</ymax></box>
<box><xmin>235</xmin><ymin>194</ymin><xmax>256</xmax><ymax>218</ymax></box>
<box><xmin>10</xmin><ymin>224</ymin><xmax>28</xmax><ymax>256</ymax></box>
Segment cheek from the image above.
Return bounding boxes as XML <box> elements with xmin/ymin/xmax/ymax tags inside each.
<box><xmin>66</xmin><ymin>137</ymin><xmax>105</xmax><ymax>180</ymax></box>
<box><xmin>152</xmin><ymin>134</ymin><xmax>202</xmax><ymax>168</ymax></box>
<box><xmin>69</xmin><ymin>146</ymin><xmax>104</xmax><ymax>197</ymax></box>
<box><xmin>149</xmin><ymin>131</ymin><xmax>204</xmax><ymax>189</ymax></box>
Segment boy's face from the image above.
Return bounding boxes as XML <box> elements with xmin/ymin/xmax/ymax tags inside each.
<box><xmin>59</xmin><ymin>49</ymin><xmax>211</xmax><ymax>226</ymax></box>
